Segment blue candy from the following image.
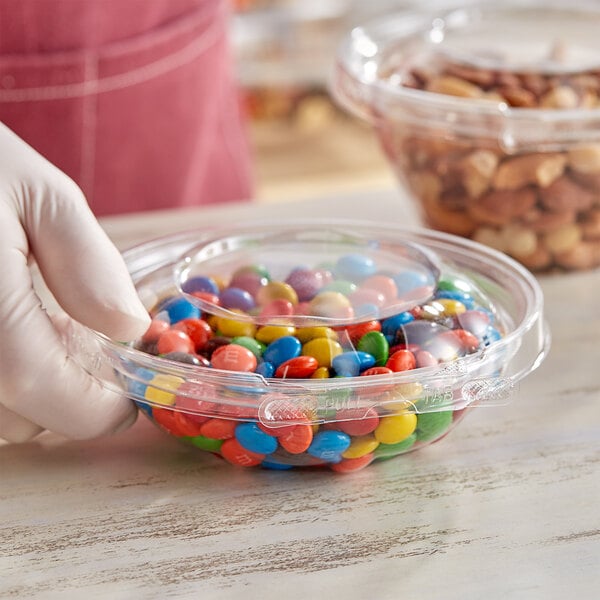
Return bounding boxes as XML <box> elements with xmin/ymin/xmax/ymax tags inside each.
<box><xmin>393</xmin><ymin>270</ymin><xmax>431</xmax><ymax>294</ymax></box>
<box><xmin>255</xmin><ymin>361</ymin><xmax>275</xmax><ymax>378</ymax></box>
<box><xmin>482</xmin><ymin>326</ymin><xmax>502</xmax><ymax>346</ymax></box>
<box><xmin>353</xmin><ymin>303</ymin><xmax>380</xmax><ymax>320</ymax></box>
<box><xmin>381</xmin><ymin>311</ymin><xmax>415</xmax><ymax>337</ymax></box>
<box><xmin>332</xmin><ymin>351</ymin><xmax>376</xmax><ymax>377</ymax></box>
<box><xmin>181</xmin><ymin>275</ymin><xmax>220</xmax><ymax>296</ymax></box>
<box><xmin>163</xmin><ymin>297</ymin><xmax>201</xmax><ymax>324</ymax></box>
<box><xmin>235</xmin><ymin>422</ymin><xmax>278</xmax><ymax>454</ymax></box>
<box><xmin>128</xmin><ymin>367</ymin><xmax>156</xmax><ymax>405</ymax></box>
<box><xmin>262</xmin><ymin>336</ymin><xmax>302</xmax><ymax>369</ymax></box>
<box><xmin>261</xmin><ymin>460</ymin><xmax>294</xmax><ymax>470</ymax></box>
<box><xmin>307</xmin><ymin>430</ymin><xmax>351</xmax><ymax>460</ymax></box>
<box><xmin>334</xmin><ymin>254</ymin><xmax>376</xmax><ymax>281</ymax></box>
<box><xmin>435</xmin><ymin>289</ymin><xmax>476</xmax><ymax>310</ymax></box>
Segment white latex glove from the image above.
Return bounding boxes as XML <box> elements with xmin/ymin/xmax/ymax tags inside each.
<box><xmin>0</xmin><ymin>123</ymin><xmax>150</xmax><ymax>443</ymax></box>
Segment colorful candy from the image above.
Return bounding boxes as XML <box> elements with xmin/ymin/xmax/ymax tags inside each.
<box><xmin>131</xmin><ymin>254</ymin><xmax>504</xmax><ymax>472</ymax></box>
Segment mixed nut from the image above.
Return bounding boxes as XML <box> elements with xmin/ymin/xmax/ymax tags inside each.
<box><xmin>378</xmin><ymin>56</ymin><xmax>600</xmax><ymax>271</ymax></box>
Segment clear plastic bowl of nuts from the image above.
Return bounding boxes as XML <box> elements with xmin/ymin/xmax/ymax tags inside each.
<box><xmin>66</xmin><ymin>221</ymin><xmax>549</xmax><ymax>472</ymax></box>
<box><xmin>332</xmin><ymin>0</ymin><xmax>600</xmax><ymax>271</ymax></box>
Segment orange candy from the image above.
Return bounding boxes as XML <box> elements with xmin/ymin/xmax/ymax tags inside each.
<box><xmin>220</xmin><ymin>439</ymin><xmax>265</xmax><ymax>467</ymax></box>
<box><xmin>330</xmin><ymin>453</ymin><xmax>375</xmax><ymax>473</ymax></box>
<box><xmin>279</xmin><ymin>423</ymin><xmax>314</xmax><ymax>454</ymax></box>
<box><xmin>152</xmin><ymin>407</ymin><xmax>204</xmax><ymax>437</ymax></box>
<box><xmin>200</xmin><ymin>418</ymin><xmax>237</xmax><ymax>440</ymax></box>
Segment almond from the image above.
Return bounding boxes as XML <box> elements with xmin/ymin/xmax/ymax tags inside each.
<box><xmin>539</xmin><ymin>176</ymin><xmax>595</xmax><ymax>213</ymax></box>
<box><xmin>469</xmin><ymin>188</ymin><xmax>537</xmax><ymax>226</ymax></box>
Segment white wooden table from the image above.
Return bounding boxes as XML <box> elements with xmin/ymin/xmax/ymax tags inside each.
<box><xmin>2</xmin><ymin>191</ymin><xmax>599</xmax><ymax>600</ymax></box>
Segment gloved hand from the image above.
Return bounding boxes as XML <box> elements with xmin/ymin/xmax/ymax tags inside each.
<box><xmin>0</xmin><ymin>123</ymin><xmax>150</xmax><ymax>443</ymax></box>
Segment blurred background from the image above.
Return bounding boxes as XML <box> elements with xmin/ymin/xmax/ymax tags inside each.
<box><xmin>231</xmin><ymin>0</ymin><xmax>410</xmax><ymax>203</ymax></box>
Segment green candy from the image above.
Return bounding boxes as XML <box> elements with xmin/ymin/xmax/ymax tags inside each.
<box><xmin>436</xmin><ymin>277</ymin><xmax>472</xmax><ymax>294</ymax></box>
<box><xmin>373</xmin><ymin>433</ymin><xmax>417</xmax><ymax>459</ymax></box>
<box><xmin>185</xmin><ymin>435</ymin><xmax>223</xmax><ymax>452</ymax></box>
<box><xmin>357</xmin><ymin>331</ymin><xmax>389</xmax><ymax>367</ymax></box>
<box><xmin>322</xmin><ymin>280</ymin><xmax>357</xmax><ymax>296</ymax></box>
<box><xmin>231</xmin><ymin>336</ymin><xmax>265</xmax><ymax>358</ymax></box>
<box><xmin>416</xmin><ymin>410</ymin><xmax>454</xmax><ymax>442</ymax></box>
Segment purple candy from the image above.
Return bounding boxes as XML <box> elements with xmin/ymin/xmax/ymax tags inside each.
<box><xmin>220</xmin><ymin>287</ymin><xmax>256</xmax><ymax>312</ymax></box>
<box><xmin>285</xmin><ymin>268</ymin><xmax>325</xmax><ymax>302</ymax></box>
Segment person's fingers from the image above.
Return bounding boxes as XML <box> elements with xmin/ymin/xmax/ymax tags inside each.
<box><xmin>0</xmin><ymin>233</ymin><xmax>139</xmax><ymax>438</ymax></box>
<box><xmin>21</xmin><ymin>177</ymin><xmax>150</xmax><ymax>341</ymax></box>
<box><xmin>0</xmin><ymin>404</ymin><xmax>43</xmax><ymax>443</ymax></box>
<box><xmin>0</xmin><ymin>124</ymin><xmax>150</xmax><ymax>342</ymax></box>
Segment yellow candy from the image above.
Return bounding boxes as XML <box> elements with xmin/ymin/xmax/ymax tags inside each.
<box><xmin>210</xmin><ymin>274</ymin><xmax>228</xmax><ymax>292</ymax></box>
<box><xmin>435</xmin><ymin>298</ymin><xmax>467</xmax><ymax>316</ymax></box>
<box><xmin>309</xmin><ymin>291</ymin><xmax>352</xmax><ymax>318</ymax></box>
<box><xmin>296</xmin><ymin>326</ymin><xmax>338</xmax><ymax>343</ymax></box>
<box><xmin>311</xmin><ymin>366</ymin><xmax>330</xmax><ymax>379</ymax></box>
<box><xmin>256</xmin><ymin>281</ymin><xmax>298</xmax><ymax>306</ymax></box>
<box><xmin>302</xmin><ymin>337</ymin><xmax>343</xmax><ymax>368</ymax></box>
<box><xmin>207</xmin><ymin>314</ymin><xmax>220</xmax><ymax>331</ymax></box>
<box><xmin>217</xmin><ymin>316</ymin><xmax>256</xmax><ymax>338</ymax></box>
<box><xmin>342</xmin><ymin>435</ymin><xmax>380</xmax><ymax>459</ymax></box>
<box><xmin>384</xmin><ymin>382</ymin><xmax>424</xmax><ymax>411</ymax></box>
<box><xmin>255</xmin><ymin>325</ymin><xmax>296</xmax><ymax>344</ymax></box>
<box><xmin>144</xmin><ymin>374</ymin><xmax>184</xmax><ymax>406</ymax></box>
<box><xmin>374</xmin><ymin>413</ymin><xmax>417</xmax><ymax>444</ymax></box>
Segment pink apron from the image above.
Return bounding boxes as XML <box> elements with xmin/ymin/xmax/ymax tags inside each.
<box><xmin>0</xmin><ymin>0</ymin><xmax>253</xmax><ymax>216</ymax></box>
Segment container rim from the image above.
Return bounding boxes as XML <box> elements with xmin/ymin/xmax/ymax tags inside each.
<box><xmin>331</xmin><ymin>0</ymin><xmax>600</xmax><ymax>148</ymax></box>
<box><xmin>89</xmin><ymin>220</ymin><xmax>548</xmax><ymax>399</ymax></box>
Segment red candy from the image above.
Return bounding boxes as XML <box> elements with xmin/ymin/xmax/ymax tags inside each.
<box><xmin>172</xmin><ymin>318</ymin><xmax>213</xmax><ymax>351</ymax></box>
<box><xmin>156</xmin><ymin>329</ymin><xmax>194</xmax><ymax>354</ymax></box>
<box><xmin>361</xmin><ymin>275</ymin><xmax>398</xmax><ymax>303</ymax></box>
<box><xmin>361</xmin><ymin>366</ymin><xmax>393</xmax><ymax>377</ymax></box>
<box><xmin>452</xmin><ymin>329</ymin><xmax>481</xmax><ymax>353</ymax></box>
<box><xmin>341</xmin><ymin>320</ymin><xmax>382</xmax><ymax>344</ymax></box>
<box><xmin>142</xmin><ymin>318</ymin><xmax>170</xmax><ymax>343</ymax></box>
<box><xmin>275</xmin><ymin>356</ymin><xmax>319</xmax><ymax>378</ymax></box>
<box><xmin>190</xmin><ymin>291</ymin><xmax>221</xmax><ymax>306</ymax></box>
<box><xmin>415</xmin><ymin>350</ymin><xmax>438</xmax><ymax>368</ymax></box>
<box><xmin>211</xmin><ymin>344</ymin><xmax>257</xmax><ymax>372</ymax></box>
<box><xmin>386</xmin><ymin>349</ymin><xmax>417</xmax><ymax>372</ymax></box>
<box><xmin>260</xmin><ymin>299</ymin><xmax>295</xmax><ymax>319</ymax></box>
<box><xmin>337</xmin><ymin>407</ymin><xmax>380</xmax><ymax>436</ymax></box>
<box><xmin>349</xmin><ymin>288</ymin><xmax>386</xmax><ymax>308</ymax></box>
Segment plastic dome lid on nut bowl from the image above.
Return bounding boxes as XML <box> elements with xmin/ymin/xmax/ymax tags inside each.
<box><xmin>67</xmin><ymin>219</ymin><xmax>549</xmax><ymax>470</ymax></box>
<box><xmin>332</xmin><ymin>0</ymin><xmax>600</xmax><ymax>152</ymax></box>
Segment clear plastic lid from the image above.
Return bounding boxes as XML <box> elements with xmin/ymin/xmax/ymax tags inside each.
<box><xmin>65</xmin><ymin>221</ymin><xmax>550</xmax><ymax>424</ymax></box>
<box><xmin>332</xmin><ymin>0</ymin><xmax>600</xmax><ymax>151</ymax></box>
<box><xmin>173</xmin><ymin>225</ymin><xmax>440</xmax><ymax>326</ymax></box>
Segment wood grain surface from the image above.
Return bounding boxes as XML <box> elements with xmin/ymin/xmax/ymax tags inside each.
<box><xmin>1</xmin><ymin>193</ymin><xmax>599</xmax><ymax>600</ymax></box>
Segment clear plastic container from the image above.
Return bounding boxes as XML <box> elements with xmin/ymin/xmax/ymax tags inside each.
<box><xmin>332</xmin><ymin>0</ymin><xmax>600</xmax><ymax>271</ymax></box>
<box><xmin>67</xmin><ymin>221</ymin><xmax>549</xmax><ymax>472</ymax></box>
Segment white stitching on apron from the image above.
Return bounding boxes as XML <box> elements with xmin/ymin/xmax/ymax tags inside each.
<box><xmin>0</xmin><ymin>10</ymin><xmax>223</xmax><ymax>102</ymax></box>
